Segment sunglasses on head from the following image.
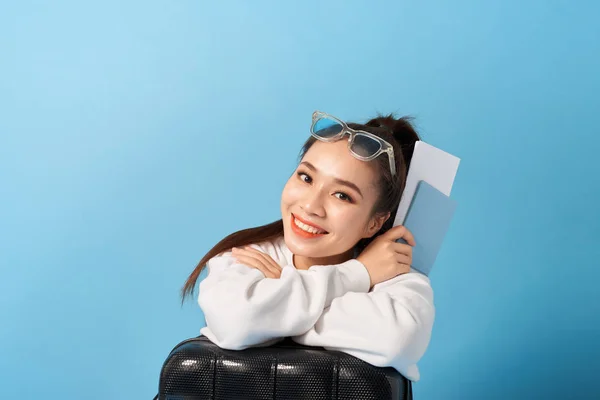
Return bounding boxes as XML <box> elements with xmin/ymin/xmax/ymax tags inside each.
<box><xmin>310</xmin><ymin>111</ymin><xmax>397</xmax><ymax>178</ymax></box>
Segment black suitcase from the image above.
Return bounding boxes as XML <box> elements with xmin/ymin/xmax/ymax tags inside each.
<box><xmin>156</xmin><ymin>335</ymin><xmax>413</xmax><ymax>400</ymax></box>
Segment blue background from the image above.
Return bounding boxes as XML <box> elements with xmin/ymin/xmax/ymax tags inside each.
<box><xmin>1</xmin><ymin>1</ymin><xmax>599</xmax><ymax>398</ymax></box>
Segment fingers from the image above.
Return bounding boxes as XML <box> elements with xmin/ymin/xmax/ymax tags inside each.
<box><xmin>241</xmin><ymin>247</ymin><xmax>282</xmax><ymax>271</ymax></box>
<box><xmin>396</xmin><ymin>263</ymin><xmax>411</xmax><ymax>275</ymax></box>
<box><xmin>235</xmin><ymin>254</ymin><xmax>279</xmax><ymax>278</ymax></box>
<box><xmin>232</xmin><ymin>247</ymin><xmax>278</xmax><ymax>271</ymax></box>
<box><xmin>395</xmin><ymin>252</ymin><xmax>412</xmax><ymax>266</ymax></box>
<box><xmin>384</xmin><ymin>225</ymin><xmax>416</xmax><ymax>247</ymax></box>
<box><xmin>393</xmin><ymin>241</ymin><xmax>413</xmax><ymax>257</ymax></box>
<box><xmin>231</xmin><ymin>247</ymin><xmax>281</xmax><ymax>278</ymax></box>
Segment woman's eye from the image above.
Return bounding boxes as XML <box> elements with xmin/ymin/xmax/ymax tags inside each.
<box><xmin>296</xmin><ymin>172</ymin><xmax>352</xmax><ymax>202</ymax></box>
<box><xmin>297</xmin><ymin>172</ymin><xmax>312</xmax><ymax>183</ymax></box>
<box><xmin>335</xmin><ymin>192</ymin><xmax>353</xmax><ymax>203</ymax></box>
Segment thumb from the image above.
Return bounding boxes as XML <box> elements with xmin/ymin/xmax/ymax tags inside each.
<box><xmin>382</xmin><ymin>225</ymin><xmax>416</xmax><ymax>246</ymax></box>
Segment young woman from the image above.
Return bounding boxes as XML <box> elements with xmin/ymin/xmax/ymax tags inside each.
<box><xmin>181</xmin><ymin>111</ymin><xmax>435</xmax><ymax>381</ymax></box>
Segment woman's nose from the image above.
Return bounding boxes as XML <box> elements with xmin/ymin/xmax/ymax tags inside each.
<box><xmin>301</xmin><ymin>190</ymin><xmax>325</xmax><ymax>217</ymax></box>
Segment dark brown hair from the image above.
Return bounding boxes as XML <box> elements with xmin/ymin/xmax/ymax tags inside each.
<box><xmin>180</xmin><ymin>113</ymin><xmax>421</xmax><ymax>301</ymax></box>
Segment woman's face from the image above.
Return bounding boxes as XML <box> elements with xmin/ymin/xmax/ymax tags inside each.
<box><xmin>281</xmin><ymin>139</ymin><xmax>388</xmax><ymax>261</ymax></box>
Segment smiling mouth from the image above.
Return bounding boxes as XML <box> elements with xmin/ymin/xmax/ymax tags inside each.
<box><xmin>291</xmin><ymin>214</ymin><xmax>328</xmax><ymax>236</ymax></box>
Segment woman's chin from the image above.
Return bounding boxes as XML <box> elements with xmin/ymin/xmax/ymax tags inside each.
<box><xmin>283</xmin><ymin>232</ymin><xmax>327</xmax><ymax>257</ymax></box>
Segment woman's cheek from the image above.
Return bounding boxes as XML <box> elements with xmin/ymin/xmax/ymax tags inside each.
<box><xmin>285</xmin><ymin>184</ymin><xmax>304</xmax><ymax>202</ymax></box>
<box><xmin>329</xmin><ymin>208</ymin><xmax>354</xmax><ymax>229</ymax></box>
<box><xmin>282</xmin><ymin>181</ymin><xmax>300</xmax><ymax>201</ymax></box>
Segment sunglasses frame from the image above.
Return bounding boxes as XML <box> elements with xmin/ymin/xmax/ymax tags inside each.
<box><xmin>310</xmin><ymin>111</ymin><xmax>397</xmax><ymax>178</ymax></box>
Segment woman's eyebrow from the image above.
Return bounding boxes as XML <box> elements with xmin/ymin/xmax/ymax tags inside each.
<box><xmin>300</xmin><ymin>161</ymin><xmax>363</xmax><ymax>198</ymax></box>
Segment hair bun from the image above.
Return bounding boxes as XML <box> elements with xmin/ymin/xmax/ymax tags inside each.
<box><xmin>365</xmin><ymin>114</ymin><xmax>420</xmax><ymax>167</ymax></box>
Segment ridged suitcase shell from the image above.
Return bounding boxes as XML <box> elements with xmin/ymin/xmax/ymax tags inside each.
<box><xmin>158</xmin><ymin>335</ymin><xmax>412</xmax><ymax>400</ymax></box>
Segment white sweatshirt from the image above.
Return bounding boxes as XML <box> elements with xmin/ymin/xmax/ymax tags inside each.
<box><xmin>198</xmin><ymin>236</ymin><xmax>435</xmax><ymax>381</ymax></box>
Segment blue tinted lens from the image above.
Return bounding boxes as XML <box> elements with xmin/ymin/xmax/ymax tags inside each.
<box><xmin>313</xmin><ymin>117</ymin><xmax>343</xmax><ymax>139</ymax></box>
<box><xmin>352</xmin><ymin>133</ymin><xmax>382</xmax><ymax>157</ymax></box>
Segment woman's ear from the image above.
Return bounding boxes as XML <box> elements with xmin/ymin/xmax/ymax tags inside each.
<box><xmin>363</xmin><ymin>212</ymin><xmax>391</xmax><ymax>238</ymax></box>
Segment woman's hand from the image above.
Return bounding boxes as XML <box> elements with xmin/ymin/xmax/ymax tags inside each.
<box><xmin>356</xmin><ymin>225</ymin><xmax>416</xmax><ymax>289</ymax></box>
<box><xmin>231</xmin><ymin>246</ymin><xmax>282</xmax><ymax>279</ymax></box>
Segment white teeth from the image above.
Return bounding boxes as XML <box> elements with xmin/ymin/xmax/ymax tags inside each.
<box><xmin>293</xmin><ymin>217</ymin><xmax>325</xmax><ymax>234</ymax></box>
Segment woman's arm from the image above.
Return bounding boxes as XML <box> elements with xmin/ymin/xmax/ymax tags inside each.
<box><xmin>198</xmin><ymin>244</ymin><xmax>371</xmax><ymax>350</ymax></box>
<box><xmin>290</xmin><ymin>272</ymin><xmax>435</xmax><ymax>382</ymax></box>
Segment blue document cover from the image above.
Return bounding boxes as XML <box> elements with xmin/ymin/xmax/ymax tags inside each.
<box><xmin>397</xmin><ymin>180</ymin><xmax>457</xmax><ymax>276</ymax></box>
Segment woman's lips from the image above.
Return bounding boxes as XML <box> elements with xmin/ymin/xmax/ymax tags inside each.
<box><xmin>292</xmin><ymin>213</ymin><xmax>326</xmax><ymax>231</ymax></box>
<box><xmin>290</xmin><ymin>214</ymin><xmax>328</xmax><ymax>238</ymax></box>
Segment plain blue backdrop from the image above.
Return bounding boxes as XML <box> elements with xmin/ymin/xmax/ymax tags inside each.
<box><xmin>1</xmin><ymin>1</ymin><xmax>599</xmax><ymax>399</ymax></box>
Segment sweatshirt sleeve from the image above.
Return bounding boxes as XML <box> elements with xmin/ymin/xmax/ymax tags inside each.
<box><xmin>197</xmin><ymin>245</ymin><xmax>371</xmax><ymax>350</ymax></box>
<box><xmin>290</xmin><ymin>270</ymin><xmax>435</xmax><ymax>382</ymax></box>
